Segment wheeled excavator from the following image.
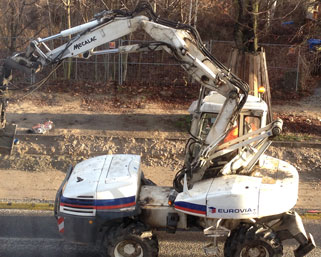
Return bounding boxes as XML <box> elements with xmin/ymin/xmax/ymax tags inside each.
<box><xmin>0</xmin><ymin>2</ymin><xmax>315</xmax><ymax>257</ymax></box>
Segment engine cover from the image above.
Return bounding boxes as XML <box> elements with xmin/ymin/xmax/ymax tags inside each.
<box><xmin>175</xmin><ymin>155</ymin><xmax>299</xmax><ymax>219</ymax></box>
<box><xmin>59</xmin><ymin>154</ymin><xmax>142</xmax><ymax>217</ymax></box>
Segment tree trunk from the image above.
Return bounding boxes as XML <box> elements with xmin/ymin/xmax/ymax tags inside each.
<box><xmin>122</xmin><ymin>34</ymin><xmax>132</xmax><ymax>83</ymax></box>
<box><xmin>47</xmin><ymin>0</ymin><xmax>57</xmax><ymax>79</ymax></box>
<box><xmin>66</xmin><ymin>0</ymin><xmax>72</xmax><ymax>80</ymax></box>
<box><xmin>194</xmin><ymin>0</ymin><xmax>199</xmax><ymax>28</ymax></box>
<box><xmin>252</xmin><ymin>0</ymin><xmax>259</xmax><ymax>53</ymax></box>
<box><xmin>233</xmin><ymin>0</ymin><xmax>255</xmax><ymax>52</ymax></box>
<box><xmin>153</xmin><ymin>0</ymin><xmax>157</xmax><ymax>13</ymax></box>
<box><xmin>188</xmin><ymin>0</ymin><xmax>193</xmax><ymax>25</ymax></box>
<box><xmin>62</xmin><ymin>0</ymin><xmax>72</xmax><ymax>80</ymax></box>
<box><xmin>267</xmin><ymin>0</ymin><xmax>277</xmax><ymax>28</ymax></box>
<box><xmin>228</xmin><ymin>47</ymin><xmax>273</xmax><ymax>122</ymax></box>
<box><xmin>9</xmin><ymin>3</ymin><xmax>16</xmax><ymax>53</ymax></box>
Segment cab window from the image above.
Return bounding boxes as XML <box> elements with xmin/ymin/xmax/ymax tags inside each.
<box><xmin>244</xmin><ymin>116</ymin><xmax>261</xmax><ymax>134</ymax></box>
<box><xmin>199</xmin><ymin>113</ymin><xmax>217</xmax><ymax>140</ymax></box>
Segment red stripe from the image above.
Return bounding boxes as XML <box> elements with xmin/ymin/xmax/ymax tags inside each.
<box><xmin>60</xmin><ymin>203</ymin><xmax>95</xmax><ymax>209</ymax></box>
<box><xmin>59</xmin><ymin>228</ymin><xmax>64</xmax><ymax>233</ymax></box>
<box><xmin>175</xmin><ymin>205</ymin><xmax>206</xmax><ymax>215</ymax></box>
<box><xmin>96</xmin><ymin>202</ymin><xmax>136</xmax><ymax>210</ymax></box>
<box><xmin>60</xmin><ymin>201</ymin><xmax>136</xmax><ymax>210</ymax></box>
<box><xmin>58</xmin><ymin>217</ymin><xmax>64</xmax><ymax>224</ymax></box>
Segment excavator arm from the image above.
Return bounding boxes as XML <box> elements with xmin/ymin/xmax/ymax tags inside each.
<box><xmin>0</xmin><ymin>1</ymin><xmax>250</xmax><ymax>180</ymax></box>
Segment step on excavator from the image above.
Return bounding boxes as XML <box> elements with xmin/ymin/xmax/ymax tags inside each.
<box><xmin>0</xmin><ymin>2</ymin><xmax>315</xmax><ymax>256</ymax></box>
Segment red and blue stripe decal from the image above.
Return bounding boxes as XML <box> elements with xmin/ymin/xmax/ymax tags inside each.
<box><xmin>60</xmin><ymin>196</ymin><xmax>136</xmax><ymax>210</ymax></box>
<box><xmin>174</xmin><ymin>201</ymin><xmax>206</xmax><ymax>215</ymax></box>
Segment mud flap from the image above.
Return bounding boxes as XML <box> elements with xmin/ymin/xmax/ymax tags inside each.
<box><xmin>269</xmin><ymin>211</ymin><xmax>316</xmax><ymax>257</ymax></box>
<box><xmin>294</xmin><ymin>233</ymin><xmax>316</xmax><ymax>257</ymax></box>
<box><xmin>0</xmin><ymin>123</ymin><xmax>17</xmax><ymax>155</ymax></box>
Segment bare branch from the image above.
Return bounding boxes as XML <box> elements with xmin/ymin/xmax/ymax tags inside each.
<box><xmin>99</xmin><ymin>0</ymin><xmax>109</xmax><ymax>10</ymax></box>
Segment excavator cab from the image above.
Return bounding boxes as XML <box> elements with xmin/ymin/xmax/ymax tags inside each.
<box><xmin>186</xmin><ymin>91</ymin><xmax>268</xmax><ymax>165</ymax></box>
<box><xmin>189</xmin><ymin>91</ymin><xmax>267</xmax><ymax>141</ymax></box>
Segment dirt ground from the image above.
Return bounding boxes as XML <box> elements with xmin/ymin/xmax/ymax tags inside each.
<box><xmin>0</xmin><ymin>82</ymin><xmax>320</xmax><ymax>210</ymax></box>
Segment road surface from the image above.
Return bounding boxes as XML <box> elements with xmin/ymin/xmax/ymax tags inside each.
<box><xmin>0</xmin><ymin>210</ymin><xmax>319</xmax><ymax>257</ymax></box>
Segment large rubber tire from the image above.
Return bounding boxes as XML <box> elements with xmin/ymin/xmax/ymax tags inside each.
<box><xmin>104</xmin><ymin>222</ymin><xmax>158</xmax><ymax>257</ymax></box>
<box><xmin>224</xmin><ymin>223</ymin><xmax>283</xmax><ymax>257</ymax></box>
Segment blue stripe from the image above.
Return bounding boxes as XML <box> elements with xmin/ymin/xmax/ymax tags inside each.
<box><xmin>61</xmin><ymin>196</ymin><xmax>94</xmax><ymax>206</ymax></box>
<box><xmin>175</xmin><ymin>201</ymin><xmax>206</xmax><ymax>212</ymax></box>
<box><xmin>61</xmin><ymin>196</ymin><xmax>135</xmax><ymax>206</ymax></box>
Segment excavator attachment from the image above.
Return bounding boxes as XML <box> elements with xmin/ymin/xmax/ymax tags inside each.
<box><xmin>0</xmin><ymin>52</ymin><xmax>38</xmax><ymax>155</ymax></box>
<box><xmin>0</xmin><ymin>123</ymin><xmax>16</xmax><ymax>155</ymax></box>
<box><xmin>0</xmin><ymin>55</ymin><xmax>40</xmax><ymax>88</ymax></box>
<box><xmin>0</xmin><ymin>59</ymin><xmax>18</xmax><ymax>155</ymax></box>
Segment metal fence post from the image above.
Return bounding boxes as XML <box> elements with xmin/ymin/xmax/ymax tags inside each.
<box><xmin>75</xmin><ymin>58</ymin><xmax>78</xmax><ymax>80</ymax></box>
<box><xmin>95</xmin><ymin>55</ymin><xmax>98</xmax><ymax>81</ymax></box>
<box><xmin>295</xmin><ymin>47</ymin><xmax>300</xmax><ymax>92</ymax></box>
<box><xmin>118</xmin><ymin>39</ymin><xmax>123</xmax><ymax>85</ymax></box>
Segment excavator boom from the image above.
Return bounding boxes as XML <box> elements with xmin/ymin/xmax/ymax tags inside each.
<box><xmin>0</xmin><ymin>2</ymin><xmax>248</xmax><ymax>177</ymax></box>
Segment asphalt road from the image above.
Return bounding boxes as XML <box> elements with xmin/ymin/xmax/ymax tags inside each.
<box><xmin>0</xmin><ymin>210</ymin><xmax>319</xmax><ymax>257</ymax></box>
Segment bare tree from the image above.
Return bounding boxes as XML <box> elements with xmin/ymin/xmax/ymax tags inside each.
<box><xmin>61</xmin><ymin>0</ymin><xmax>72</xmax><ymax>79</ymax></box>
<box><xmin>232</xmin><ymin>0</ymin><xmax>312</xmax><ymax>53</ymax></box>
<box><xmin>0</xmin><ymin>0</ymin><xmax>44</xmax><ymax>53</ymax></box>
<box><xmin>233</xmin><ymin>0</ymin><xmax>257</xmax><ymax>52</ymax></box>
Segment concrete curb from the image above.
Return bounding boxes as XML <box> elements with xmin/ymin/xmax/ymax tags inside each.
<box><xmin>0</xmin><ymin>200</ymin><xmax>320</xmax><ymax>219</ymax></box>
<box><xmin>0</xmin><ymin>201</ymin><xmax>54</xmax><ymax>211</ymax></box>
<box><xmin>295</xmin><ymin>209</ymin><xmax>321</xmax><ymax>220</ymax></box>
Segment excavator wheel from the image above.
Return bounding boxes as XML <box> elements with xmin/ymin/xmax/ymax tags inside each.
<box><xmin>104</xmin><ymin>222</ymin><xmax>159</xmax><ymax>257</ymax></box>
<box><xmin>224</xmin><ymin>223</ymin><xmax>283</xmax><ymax>257</ymax></box>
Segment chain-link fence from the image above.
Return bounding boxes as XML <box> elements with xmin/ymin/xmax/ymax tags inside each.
<box><xmin>0</xmin><ymin>38</ymin><xmax>314</xmax><ymax>92</ymax></box>
<box><xmin>209</xmin><ymin>40</ymin><xmax>313</xmax><ymax>93</ymax></box>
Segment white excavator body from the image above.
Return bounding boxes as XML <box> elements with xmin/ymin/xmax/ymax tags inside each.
<box><xmin>1</xmin><ymin>2</ymin><xmax>315</xmax><ymax>256</ymax></box>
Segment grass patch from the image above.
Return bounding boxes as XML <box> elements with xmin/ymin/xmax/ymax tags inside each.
<box><xmin>274</xmin><ymin>133</ymin><xmax>321</xmax><ymax>142</ymax></box>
